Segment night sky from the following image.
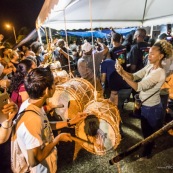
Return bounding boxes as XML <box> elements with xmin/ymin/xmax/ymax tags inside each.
<box><xmin>0</xmin><ymin>0</ymin><xmax>44</xmax><ymax>37</ymax></box>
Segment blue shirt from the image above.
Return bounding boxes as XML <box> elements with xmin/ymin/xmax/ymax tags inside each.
<box><xmin>101</xmin><ymin>58</ymin><xmax>130</xmax><ymax>91</ymax></box>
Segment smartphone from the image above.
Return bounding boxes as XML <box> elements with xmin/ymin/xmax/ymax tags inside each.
<box><xmin>0</xmin><ymin>93</ymin><xmax>9</xmax><ymax>110</ymax></box>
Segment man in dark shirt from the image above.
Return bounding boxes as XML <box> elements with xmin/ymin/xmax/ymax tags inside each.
<box><xmin>57</xmin><ymin>39</ymin><xmax>74</xmax><ymax>73</ymax></box>
<box><xmin>101</xmin><ymin>51</ymin><xmax>131</xmax><ymax>110</ymax></box>
<box><xmin>110</xmin><ymin>33</ymin><xmax>127</xmax><ymax>70</ymax></box>
<box><xmin>128</xmin><ymin>28</ymin><xmax>150</xmax><ymax>113</ymax></box>
<box><xmin>128</xmin><ymin>28</ymin><xmax>149</xmax><ymax>73</ymax></box>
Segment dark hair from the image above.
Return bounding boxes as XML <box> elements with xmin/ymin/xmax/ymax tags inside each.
<box><xmin>9</xmin><ymin>59</ymin><xmax>34</xmax><ymax>92</ymax></box>
<box><xmin>136</xmin><ymin>28</ymin><xmax>146</xmax><ymax>39</ymax></box>
<box><xmin>84</xmin><ymin>114</ymin><xmax>99</xmax><ymax>136</ymax></box>
<box><xmin>24</xmin><ymin>67</ymin><xmax>54</xmax><ymax>99</ymax></box>
<box><xmin>148</xmin><ymin>38</ymin><xmax>155</xmax><ymax>47</ymax></box>
<box><xmin>112</xmin><ymin>33</ymin><xmax>121</xmax><ymax>43</ymax></box>
<box><xmin>30</xmin><ymin>41</ymin><xmax>42</xmax><ymax>53</ymax></box>
<box><xmin>26</xmin><ymin>56</ymin><xmax>37</xmax><ymax>65</ymax></box>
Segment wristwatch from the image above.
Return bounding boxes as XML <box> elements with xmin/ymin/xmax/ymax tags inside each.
<box><xmin>67</xmin><ymin>119</ymin><xmax>71</xmax><ymax>127</ymax></box>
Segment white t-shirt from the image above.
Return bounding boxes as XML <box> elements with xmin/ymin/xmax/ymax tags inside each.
<box><xmin>16</xmin><ymin>100</ymin><xmax>57</xmax><ymax>173</ymax></box>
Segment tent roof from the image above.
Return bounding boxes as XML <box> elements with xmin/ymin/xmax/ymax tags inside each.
<box><xmin>36</xmin><ymin>0</ymin><xmax>173</xmax><ymax>30</ymax></box>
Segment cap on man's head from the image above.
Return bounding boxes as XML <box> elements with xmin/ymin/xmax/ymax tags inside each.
<box><xmin>82</xmin><ymin>42</ymin><xmax>92</xmax><ymax>53</ymax></box>
<box><xmin>57</xmin><ymin>39</ymin><xmax>65</xmax><ymax>47</ymax></box>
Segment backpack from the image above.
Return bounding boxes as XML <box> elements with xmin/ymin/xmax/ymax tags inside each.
<box><xmin>11</xmin><ymin>109</ymin><xmax>40</xmax><ymax>173</ymax></box>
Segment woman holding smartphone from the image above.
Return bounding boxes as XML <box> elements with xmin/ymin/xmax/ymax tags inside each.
<box><xmin>115</xmin><ymin>40</ymin><xmax>172</xmax><ymax>160</ymax></box>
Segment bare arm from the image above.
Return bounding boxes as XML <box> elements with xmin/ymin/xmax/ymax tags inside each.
<box><xmin>27</xmin><ymin>133</ymin><xmax>72</xmax><ymax>167</ymax></box>
<box><xmin>115</xmin><ymin>63</ymin><xmax>138</xmax><ymax>91</ymax></box>
<box><xmin>0</xmin><ymin>120</ymin><xmax>13</xmax><ymax>143</ymax></box>
<box><xmin>101</xmin><ymin>73</ymin><xmax>106</xmax><ymax>84</ymax></box>
<box><xmin>100</xmin><ymin>73</ymin><xmax>106</xmax><ymax>91</ymax></box>
<box><xmin>121</xmin><ymin>69</ymin><xmax>134</xmax><ymax>81</ymax></box>
<box><xmin>50</xmin><ymin>121</ymin><xmax>69</xmax><ymax>130</ymax></box>
<box><xmin>50</xmin><ymin>112</ymin><xmax>87</xmax><ymax>130</ymax></box>
<box><xmin>130</xmin><ymin>64</ymin><xmax>137</xmax><ymax>73</ymax></box>
<box><xmin>97</xmin><ymin>42</ymin><xmax>108</xmax><ymax>57</ymax></box>
<box><xmin>59</xmin><ymin>48</ymin><xmax>73</xmax><ymax>61</ymax></box>
<box><xmin>121</xmin><ymin>75</ymin><xmax>138</xmax><ymax>91</ymax></box>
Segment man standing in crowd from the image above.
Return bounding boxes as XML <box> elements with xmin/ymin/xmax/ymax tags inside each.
<box><xmin>128</xmin><ymin>28</ymin><xmax>149</xmax><ymax>102</ymax></box>
<box><xmin>30</xmin><ymin>41</ymin><xmax>44</xmax><ymax>66</ymax></box>
<box><xmin>56</xmin><ymin>39</ymin><xmax>74</xmax><ymax>73</ymax></box>
<box><xmin>110</xmin><ymin>33</ymin><xmax>127</xmax><ymax>71</ymax></box>
<box><xmin>128</xmin><ymin>28</ymin><xmax>149</xmax><ymax>73</ymax></box>
<box><xmin>77</xmin><ymin>41</ymin><xmax>108</xmax><ymax>96</ymax></box>
<box><xmin>101</xmin><ymin>51</ymin><xmax>131</xmax><ymax>110</ymax></box>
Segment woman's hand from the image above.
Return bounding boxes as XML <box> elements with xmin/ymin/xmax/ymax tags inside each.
<box><xmin>115</xmin><ymin>60</ymin><xmax>124</xmax><ymax>76</ymax></box>
<box><xmin>2</xmin><ymin>101</ymin><xmax>18</xmax><ymax>121</ymax></box>
<box><xmin>0</xmin><ymin>79</ymin><xmax>11</xmax><ymax>89</ymax></box>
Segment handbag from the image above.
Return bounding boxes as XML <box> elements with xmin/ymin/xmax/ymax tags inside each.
<box><xmin>133</xmin><ymin>90</ymin><xmax>160</xmax><ymax>117</ymax></box>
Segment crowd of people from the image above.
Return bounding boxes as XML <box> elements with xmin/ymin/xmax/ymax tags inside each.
<box><xmin>0</xmin><ymin>27</ymin><xmax>173</xmax><ymax>172</ymax></box>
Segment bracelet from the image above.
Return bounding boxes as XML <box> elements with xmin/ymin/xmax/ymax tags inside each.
<box><xmin>67</xmin><ymin>119</ymin><xmax>71</xmax><ymax>127</ymax></box>
<box><xmin>1</xmin><ymin>121</ymin><xmax>13</xmax><ymax>129</ymax></box>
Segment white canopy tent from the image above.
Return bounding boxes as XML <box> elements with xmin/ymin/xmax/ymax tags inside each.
<box><xmin>36</xmin><ymin>0</ymin><xmax>173</xmax><ymax>30</ymax></box>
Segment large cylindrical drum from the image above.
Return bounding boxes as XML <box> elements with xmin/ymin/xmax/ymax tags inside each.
<box><xmin>53</xmin><ymin>70</ymin><xmax>69</xmax><ymax>85</ymax></box>
<box><xmin>75</xmin><ymin>99</ymin><xmax>121</xmax><ymax>155</ymax></box>
<box><xmin>50</xmin><ymin>61</ymin><xmax>69</xmax><ymax>85</ymax></box>
<box><xmin>48</xmin><ymin>78</ymin><xmax>94</xmax><ymax>120</ymax></box>
<box><xmin>64</xmin><ymin>78</ymin><xmax>95</xmax><ymax>106</ymax></box>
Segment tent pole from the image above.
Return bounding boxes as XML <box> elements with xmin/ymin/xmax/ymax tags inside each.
<box><xmin>45</xmin><ymin>27</ymin><xmax>49</xmax><ymax>46</ymax></box>
<box><xmin>89</xmin><ymin>0</ymin><xmax>97</xmax><ymax>100</ymax></box>
<box><xmin>142</xmin><ymin>0</ymin><xmax>148</xmax><ymax>26</ymax></box>
<box><xmin>48</xmin><ymin>27</ymin><xmax>52</xmax><ymax>41</ymax></box>
<box><xmin>150</xmin><ymin>25</ymin><xmax>153</xmax><ymax>38</ymax></box>
<box><xmin>63</xmin><ymin>9</ymin><xmax>73</xmax><ymax>78</ymax></box>
<box><xmin>37</xmin><ymin>28</ymin><xmax>43</xmax><ymax>44</ymax></box>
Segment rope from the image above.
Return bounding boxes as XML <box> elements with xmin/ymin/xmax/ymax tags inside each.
<box><xmin>142</xmin><ymin>0</ymin><xmax>148</xmax><ymax>26</ymax></box>
<box><xmin>89</xmin><ymin>0</ymin><xmax>97</xmax><ymax>101</ymax></box>
<box><xmin>63</xmin><ymin>9</ymin><xmax>73</xmax><ymax>78</ymax></box>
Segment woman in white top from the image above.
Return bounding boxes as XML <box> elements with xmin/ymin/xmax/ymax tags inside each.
<box><xmin>115</xmin><ymin>40</ymin><xmax>172</xmax><ymax>159</ymax></box>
